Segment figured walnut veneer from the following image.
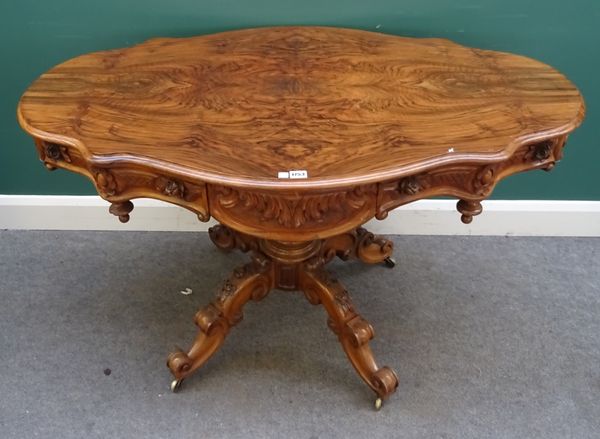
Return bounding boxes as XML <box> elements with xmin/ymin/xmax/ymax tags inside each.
<box><xmin>17</xmin><ymin>27</ymin><xmax>585</xmax><ymax>407</ymax></box>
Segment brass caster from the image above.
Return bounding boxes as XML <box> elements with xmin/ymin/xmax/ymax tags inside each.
<box><xmin>383</xmin><ymin>257</ymin><xmax>396</xmax><ymax>268</ymax></box>
<box><xmin>374</xmin><ymin>397</ymin><xmax>383</xmax><ymax>411</ymax></box>
<box><xmin>170</xmin><ymin>379</ymin><xmax>183</xmax><ymax>393</ymax></box>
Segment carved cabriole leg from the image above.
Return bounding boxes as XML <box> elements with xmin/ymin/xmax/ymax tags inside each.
<box><xmin>167</xmin><ymin>253</ymin><xmax>274</xmax><ymax>388</ymax></box>
<box><xmin>299</xmin><ymin>265</ymin><xmax>399</xmax><ymax>407</ymax></box>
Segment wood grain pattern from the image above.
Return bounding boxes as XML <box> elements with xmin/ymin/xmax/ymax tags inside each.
<box><xmin>18</xmin><ymin>26</ymin><xmax>584</xmax><ymax>191</ymax></box>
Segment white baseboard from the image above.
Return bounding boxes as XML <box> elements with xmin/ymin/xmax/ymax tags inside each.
<box><xmin>0</xmin><ymin>195</ymin><xmax>599</xmax><ymax>236</ymax></box>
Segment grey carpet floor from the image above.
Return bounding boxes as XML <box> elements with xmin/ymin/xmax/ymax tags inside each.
<box><xmin>0</xmin><ymin>231</ymin><xmax>598</xmax><ymax>439</ymax></box>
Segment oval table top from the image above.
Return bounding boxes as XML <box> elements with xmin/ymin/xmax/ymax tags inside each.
<box><xmin>18</xmin><ymin>27</ymin><xmax>585</xmax><ymax>240</ymax></box>
<box><xmin>18</xmin><ymin>26</ymin><xmax>584</xmax><ymax>189</ymax></box>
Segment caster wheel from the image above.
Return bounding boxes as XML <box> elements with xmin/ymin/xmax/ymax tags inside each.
<box><xmin>384</xmin><ymin>257</ymin><xmax>396</xmax><ymax>268</ymax></box>
<box><xmin>170</xmin><ymin>379</ymin><xmax>183</xmax><ymax>393</ymax></box>
<box><xmin>374</xmin><ymin>397</ymin><xmax>383</xmax><ymax>411</ymax></box>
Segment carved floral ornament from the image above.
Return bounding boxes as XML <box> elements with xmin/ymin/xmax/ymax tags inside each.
<box><xmin>44</xmin><ymin>142</ymin><xmax>71</xmax><ymax>163</ymax></box>
<box><xmin>95</xmin><ymin>169</ymin><xmax>118</xmax><ymax>196</ymax></box>
<box><xmin>526</xmin><ymin>139</ymin><xmax>554</xmax><ymax>162</ymax></box>
<box><xmin>473</xmin><ymin>165</ymin><xmax>496</xmax><ymax>196</ymax></box>
<box><xmin>398</xmin><ymin>176</ymin><xmax>422</xmax><ymax>195</ymax></box>
<box><xmin>373</xmin><ymin>135</ymin><xmax>569</xmax><ymax>221</ymax></box>
<box><xmin>155</xmin><ymin>176</ymin><xmax>186</xmax><ymax>199</ymax></box>
<box><xmin>212</xmin><ymin>185</ymin><xmax>376</xmax><ymax>228</ymax></box>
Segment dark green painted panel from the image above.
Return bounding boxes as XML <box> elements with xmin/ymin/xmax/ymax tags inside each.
<box><xmin>1</xmin><ymin>0</ymin><xmax>597</xmax><ymax>198</ymax></box>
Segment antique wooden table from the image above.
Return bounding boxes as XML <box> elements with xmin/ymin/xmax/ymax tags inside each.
<box><xmin>18</xmin><ymin>27</ymin><xmax>584</xmax><ymax>409</ymax></box>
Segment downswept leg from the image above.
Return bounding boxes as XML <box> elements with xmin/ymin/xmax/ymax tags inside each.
<box><xmin>167</xmin><ymin>253</ymin><xmax>273</xmax><ymax>390</ymax></box>
<box><xmin>299</xmin><ymin>265</ymin><xmax>398</xmax><ymax>409</ymax></box>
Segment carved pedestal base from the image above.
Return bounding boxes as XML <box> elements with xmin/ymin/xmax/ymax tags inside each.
<box><xmin>167</xmin><ymin>224</ymin><xmax>399</xmax><ymax>408</ymax></box>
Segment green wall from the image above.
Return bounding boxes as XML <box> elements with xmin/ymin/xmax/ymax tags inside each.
<box><xmin>1</xmin><ymin>0</ymin><xmax>598</xmax><ymax>199</ymax></box>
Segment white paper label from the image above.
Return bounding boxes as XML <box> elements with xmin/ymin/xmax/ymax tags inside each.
<box><xmin>289</xmin><ymin>170</ymin><xmax>308</xmax><ymax>179</ymax></box>
<box><xmin>277</xmin><ymin>170</ymin><xmax>308</xmax><ymax>179</ymax></box>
